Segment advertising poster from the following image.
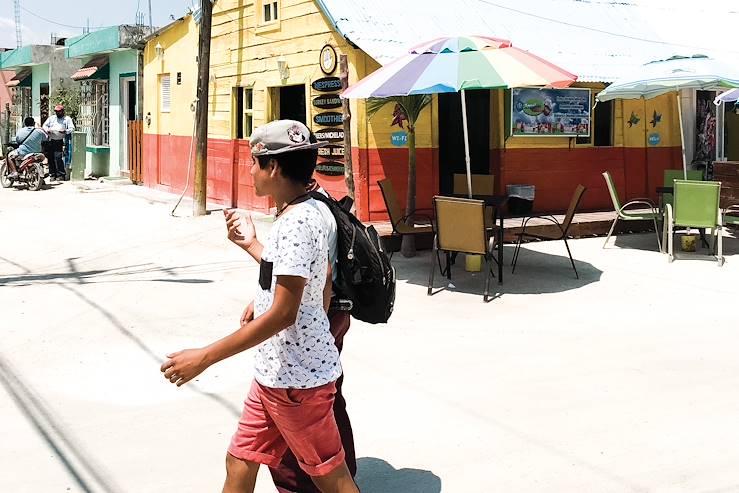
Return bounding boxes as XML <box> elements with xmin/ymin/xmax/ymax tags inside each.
<box><xmin>511</xmin><ymin>88</ymin><xmax>591</xmax><ymax>137</ymax></box>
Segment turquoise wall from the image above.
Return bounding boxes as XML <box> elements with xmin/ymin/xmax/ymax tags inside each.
<box><xmin>0</xmin><ymin>46</ymin><xmax>33</xmax><ymax>69</ymax></box>
<box><xmin>66</xmin><ymin>27</ymin><xmax>121</xmax><ymax>58</ymax></box>
<box><xmin>31</xmin><ymin>64</ymin><xmax>49</xmax><ymax>122</ymax></box>
<box><xmin>109</xmin><ymin>50</ymin><xmax>139</xmax><ymax>175</ymax></box>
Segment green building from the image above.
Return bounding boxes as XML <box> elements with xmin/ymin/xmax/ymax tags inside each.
<box><xmin>65</xmin><ymin>25</ymin><xmax>152</xmax><ymax>178</ymax></box>
<box><xmin>1</xmin><ymin>43</ymin><xmax>81</xmax><ymax>136</ymax></box>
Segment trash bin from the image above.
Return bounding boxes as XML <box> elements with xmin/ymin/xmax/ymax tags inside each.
<box><xmin>506</xmin><ymin>184</ymin><xmax>535</xmax><ymax>216</ymax></box>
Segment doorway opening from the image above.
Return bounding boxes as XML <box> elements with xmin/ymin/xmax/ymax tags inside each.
<box><xmin>40</xmin><ymin>83</ymin><xmax>50</xmax><ymax>123</ymax></box>
<box><xmin>438</xmin><ymin>90</ymin><xmax>491</xmax><ymax>195</ymax></box>
<box><xmin>278</xmin><ymin>85</ymin><xmax>306</xmax><ymax>124</ymax></box>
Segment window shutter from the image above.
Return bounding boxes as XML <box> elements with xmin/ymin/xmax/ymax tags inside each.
<box><xmin>161</xmin><ymin>75</ymin><xmax>171</xmax><ymax>113</ymax></box>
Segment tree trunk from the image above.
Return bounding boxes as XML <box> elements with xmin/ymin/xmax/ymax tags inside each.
<box><xmin>401</xmin><ymin>126</ymin><xmax>417</xmax><ymax>257</ymax></box>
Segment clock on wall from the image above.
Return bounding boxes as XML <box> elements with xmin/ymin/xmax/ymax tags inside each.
<box><xmin>320</xmin><ymin>45</ymin><xmax>338</xmax><ymax>75</ymax></box>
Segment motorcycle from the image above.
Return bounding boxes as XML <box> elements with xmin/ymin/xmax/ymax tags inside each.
<box><xmin>0</xmin><ymin>144</ymin><xmax>48</xmax><ymax>191</ymax></box>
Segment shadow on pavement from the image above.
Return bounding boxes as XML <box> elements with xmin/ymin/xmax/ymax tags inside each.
<box><xmin>0</xmin><ymin>260</ymin><xmax>227</xmax><ymax>287</ymax></box>
<box><xmin>613</xmin><ymin>229</ymin><xmax>739</xmax><ymax>256</ymax></box>
<box><xmin>395</xmin><ymin>245</ymin><xmax>602</xmax><ymax>299</ymax></box>
<box><xmin>354</xmin><ymin>457</ymin><xmax>441</xmax><ymax>493</ymax></box>
<box><xmin>0</xmin><ymin>354</ymin><xmax>123</xmax><ymax>493</ymax></box>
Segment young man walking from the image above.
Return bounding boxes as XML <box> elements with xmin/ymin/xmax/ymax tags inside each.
<box><xmin>161</xmin><ymin>120</ymin><xmax>358</xmax><ymax>493</ymax></box>
<box><xmin>225</xmin><ymin>171</ymin><xmax>356</xmax><ymax>493</ymax></box>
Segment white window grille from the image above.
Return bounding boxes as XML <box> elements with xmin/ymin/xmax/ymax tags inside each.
<box><xmin>79</xmin><ymin>80</ymin><xmax>110</xmax><ymax>146</ymax></box>
<box><xmin>160</xmin><ymin>74</ymin><xmax>171</xmax><ymax>113</ymax></box>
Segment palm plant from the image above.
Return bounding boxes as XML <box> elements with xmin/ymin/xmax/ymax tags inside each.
<box><xmin>366</xmin><ymin>95</ymin><xmax>432</xmax><ymax>257</ymax></box>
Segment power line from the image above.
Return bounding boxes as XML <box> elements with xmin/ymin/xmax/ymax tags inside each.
<box><xmin>474</xmin><ymin>0</ymin><xmax>739</xmax><ymax>55</ymax></box>
<box><xmin>19</xmin><ymin>5</ymin><xmax>111</xmax><ymax>30</ymax></box>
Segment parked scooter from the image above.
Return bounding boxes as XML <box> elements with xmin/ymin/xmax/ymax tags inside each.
<box><xmin>0</xmin><ymin>144</ymin><xmax>48</xmax><ymax>191</ymax></box>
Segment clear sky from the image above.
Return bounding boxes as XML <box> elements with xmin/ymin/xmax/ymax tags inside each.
<box><xmin>1</xmin><ymin>0</ymin><xmax>194</xmax><ymax>49</ymax></box>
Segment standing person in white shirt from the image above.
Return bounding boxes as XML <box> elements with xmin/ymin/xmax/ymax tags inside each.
<box><xmin>43</xmin><ymin>104</ymin><xmax>75</xmax><ymax>182</ymax></box>
<box><xmin>161</xmin><ymin>120</ymin><xmax>358</xmax><ymax>493</ymax></box>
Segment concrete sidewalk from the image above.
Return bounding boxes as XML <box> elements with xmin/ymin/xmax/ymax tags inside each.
<box><xmin>1</xmin><ymin>181</ymin><xmax>738</xmax><ymax>493</ymax></box>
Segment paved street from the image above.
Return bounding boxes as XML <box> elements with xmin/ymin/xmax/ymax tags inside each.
<box><xmin>2</xmin><ymin>181</ymin><xmax>739</xmax><ymax>493</ymax></box>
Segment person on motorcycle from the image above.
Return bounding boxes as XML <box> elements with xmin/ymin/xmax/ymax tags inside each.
<box><xmin>43</xmin><ymin>104</ymin><xmax>75</xmax><ymax>182</ymax></box>
<box><xmin>7</xmin><ymin>117</ymin><xmax>48</xmax><ymax>180</ymax></box>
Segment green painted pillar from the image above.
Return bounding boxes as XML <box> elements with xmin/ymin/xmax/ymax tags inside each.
<box><xmin>71</xmin><ymin>132</ymin><xmax>87</xmax><ymax>181</ymax></box>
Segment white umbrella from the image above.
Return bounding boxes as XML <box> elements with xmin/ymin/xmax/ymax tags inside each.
<box><xmin>715</xmin><ymin>88</ymin><xmax>739</xmax><ymax>104</ymax></box>
<box><xmin>596</xmin><ymin>55</ymin><xmax>739</xmax><ymax>178</ymax></box>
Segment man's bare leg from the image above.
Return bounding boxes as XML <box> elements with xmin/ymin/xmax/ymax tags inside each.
<box><xmin>223</xmin><ymin>453</ymin><xmax>259</xmax><ymax>493</ymax></box>
<box><xmin>311</xmin><ymin>463</ymin><xmax>359</xmax><ymax>493</ymax></box>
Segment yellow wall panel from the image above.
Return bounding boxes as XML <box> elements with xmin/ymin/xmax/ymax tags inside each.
<box><xmin>143</xmin><ymin>15</ymin><xmax>198</xmax><ymax>137</ymax></box>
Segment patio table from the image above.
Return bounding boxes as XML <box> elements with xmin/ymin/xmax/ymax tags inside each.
<box><xmin>451</xmin><ymin>194</ymin><xmax>508</xmax><ymax>284</ymax></box>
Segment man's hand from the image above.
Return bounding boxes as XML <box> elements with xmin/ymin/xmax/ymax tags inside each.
<box><xmin>224</xmin><ymin>209</ymin><xmax>256</xmax><ymax>250</ymax></box>
<box><xmin>160</xmin><ymin>348</ymin><xmax>210</xmax><ymax>387</ymax></box>
<box><xmin>241</xmin><ymin>301</ymin><xmax>255</xmax><ymax>326</ymax></box>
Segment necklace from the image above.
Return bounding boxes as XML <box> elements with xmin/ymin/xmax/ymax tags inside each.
<box><xmin>275</xmin><ymin>193</ymin><xmax>309</xmax><ymax>218</ymax></box>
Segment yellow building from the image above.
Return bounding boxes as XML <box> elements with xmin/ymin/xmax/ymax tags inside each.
<box><xmin>142</xmin><ymin>1</ymin><xmax>700</xmax><ymax>221</ymax></box>
<box><xmin>141</xmin><ymin>14</ymin><xmax>200</xmax><ymax>197</ymax></box>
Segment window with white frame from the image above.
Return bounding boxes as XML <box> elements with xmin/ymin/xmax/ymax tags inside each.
<box><xmin>262</xmin><ymin>1</ymin><xmax>279</xmax><ymax>23</ymax></box>
<box><xmin>79</xmin><ymin>80</ymin><xmax>110</xmax><ymax>146</ymax></box>
<box><xmin>234</xmin><ymin>87</ymin><xmax>254</xmax><ymax>139</ymax></box>
<box><xmin>160</xmin><ymin>74</ymin><xmax>171</xmax><ymax>113</ymax></box>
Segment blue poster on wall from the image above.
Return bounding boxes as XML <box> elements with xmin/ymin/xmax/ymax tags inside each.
<box><xmin>511</xmin><ymin>88</ymin><xmax>591</xmax><ymax>137</ymax></box>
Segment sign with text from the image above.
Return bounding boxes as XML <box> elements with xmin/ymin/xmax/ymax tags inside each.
<box><xmin>318</xmin><ymin>144</ymin><xmax>345</xmax><ymax>158</ymax></box>
<box><xmin>391</xmin><ymin>131</ymin><xmax>408</xmax><ymax>147</ymax></box>
<box><xmin>316</xmin><ymin>160</ymin><xmax>345</xmax><ymax>177</ymax></box>
<box><xmin>511</xmin><ymin>88</ymin><xmax>591</xmax><ymax>137</ymax></box>
<box><xmin>312</xmin><ymin>94</ymin><xmax>342</xmax><ymax>109</ymax></box>
<box><xmin>312</xmin><ymin>77</ymin><xmax>342</xmax><ymax>93</ymax></box>
<box><xmin>314</xmin><ymin>128</ymin><xmax>344</xmax><ymax>142</ymax></box>
<box><xmin>313</xmin><ymin>111</ymin><xmax>343</xmax><ymax>127</ymax></box>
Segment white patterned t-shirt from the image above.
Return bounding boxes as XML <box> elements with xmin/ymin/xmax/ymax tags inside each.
<box><xmin>253</xmin><ymin>200</ymin><xmax>342</xmax><ymax>389</ymax></box>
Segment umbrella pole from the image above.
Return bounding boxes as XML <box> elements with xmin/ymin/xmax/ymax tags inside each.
<box><xmin>676</xmin><ymin>92</ymin><xmax>688</xmax><ymax>179</ymax></box>
<box><xmin>461</xmin><ymin>89</ymin><xmax>473</xmax><ymax>198</ymax></box>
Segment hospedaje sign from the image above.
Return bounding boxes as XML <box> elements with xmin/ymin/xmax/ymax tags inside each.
<box><xmin>510</xmin><ymin>88</ymin><xmax>591</xmax><ymax>137</ymax></box>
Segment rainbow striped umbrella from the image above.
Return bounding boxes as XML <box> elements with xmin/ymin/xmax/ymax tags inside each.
<box><xmin>342</xmin><ymin>36</ymin><xmax>577</xmax><ymax>196</ymax></box>
<box><xmin>343</xmin><ymin>36</ymin><xmax>576</xmax><ymax>98</ymax></box>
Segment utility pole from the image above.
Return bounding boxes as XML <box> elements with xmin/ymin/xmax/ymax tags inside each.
<box><xmin>148</xmin><ymin>0</ymin><xmax>153</xmax><ymax>30</ymax></box>
<box><xmin>193</xmin><ymin>0</ymin><xmax>212</xmax><ymax>216</ymax></box>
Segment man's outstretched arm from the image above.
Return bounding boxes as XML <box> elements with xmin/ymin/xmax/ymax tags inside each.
<box><xmin>160</xmin><ymin>275</ymin><xmax>306</xmax><ymax>386</ymax></box>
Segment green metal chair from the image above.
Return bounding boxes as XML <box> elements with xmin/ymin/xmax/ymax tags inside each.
<box><xmin>660</xmin><ymin>169</ymin><xmax>703</xmax><ymax>212</ymax></box>
<box><xmin>602</xmin><ymin>171</ymin><xmax>662</xmax><ymax>251</ymax></box>
<box><xmin>663</xmin><ymin>180</ymin><xmax>724</xmax><ymax>266</ymax></box>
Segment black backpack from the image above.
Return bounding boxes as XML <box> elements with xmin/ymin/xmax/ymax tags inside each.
<box><xmin>309</xmin><ymin>192</ymin><xmax>396</xmax><ymax>324</ymax></box>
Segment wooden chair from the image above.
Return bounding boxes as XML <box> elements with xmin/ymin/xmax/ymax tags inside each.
<box><xmin>453</xmin><ymin>173</ymin><xmax>495</xmax><ymax>196</ymax></box>
<box><xmin>453</xmin><ymin>173</ymin><xmax>496</xmax><ymax>228</ymax></box>
<box><xmin>511</xmin><ymin>185</ymin><xmax>586</xmax><ymax>279</ymax></box>
<box><xmin>377</xmin><ymin>178</ymin><xmax>433</xmax><ymax>258</ymax></box>
<box><xmin>428</xmin><ymin>196</ymin><xmax>498</xmax><ymax>302</ymax></box>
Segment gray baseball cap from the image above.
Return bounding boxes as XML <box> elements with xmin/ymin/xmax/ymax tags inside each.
<box><xmin>249</xmin><ymin>120</ymin><xmax>326</xmax><ymax>156</ymax></box>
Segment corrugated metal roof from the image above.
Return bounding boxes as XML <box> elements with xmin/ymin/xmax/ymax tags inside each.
<box><xmin>71</xmin><ymin>56</ymin><xmax>109</xmax><ymax>81</ymax></box>
<box><xmin>316</xmin><ymin>0</ymin><xmax>739</xmax><ymax>82</ymax></box>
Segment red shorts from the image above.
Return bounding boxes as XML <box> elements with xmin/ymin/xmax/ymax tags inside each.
<box><xmin>228</xmin><ymin>380</ymin><xmax>345</xmax><ymax>477</ymax></box>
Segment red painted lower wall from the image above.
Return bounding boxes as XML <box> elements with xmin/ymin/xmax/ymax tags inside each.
<box><xmin>143</xmin><ymin>133</ymin><xmax>682</xmax><ymax>221</ymax></box>
<box><xmin>493</xmin><ymin>146</ymin><xmax>683</xmax><ymax>212</ymax></box>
